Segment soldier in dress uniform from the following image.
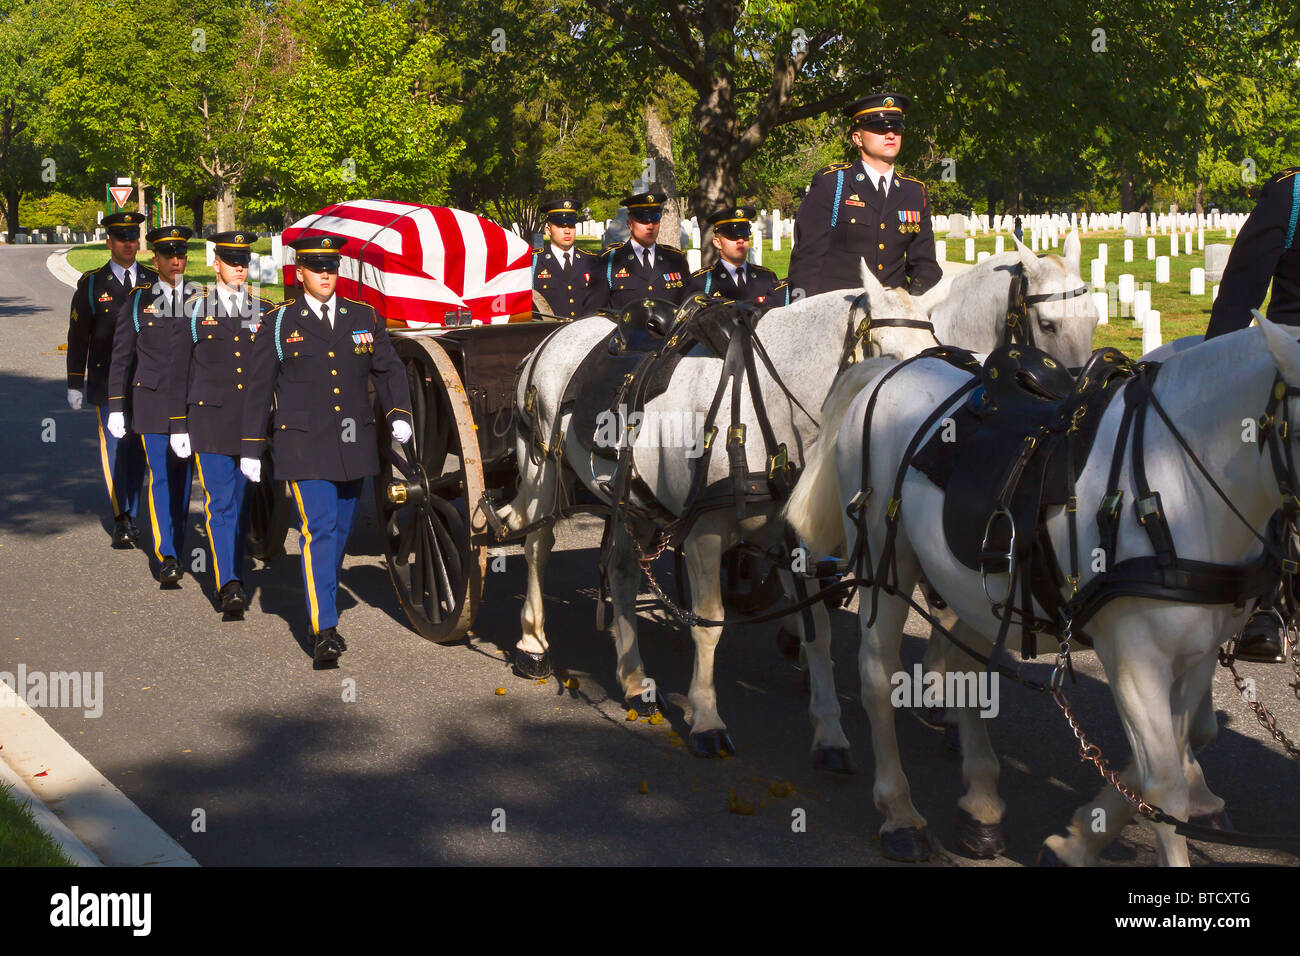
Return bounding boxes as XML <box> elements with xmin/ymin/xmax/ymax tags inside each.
<box><xmin>1205</xmin><ymin>166</ymin><xmax>1300</xmax><ymax>662</ymax></box>
<box><xmin>106</xmin><ymin>225</ymin><xmax>196</xmax><ymax>587</ymax></box>
<box><xmin>787</xmin><ymin>92</ymin><xmax>941</xmax><ymax>300</ymax></box>
<box><xmin>240</xmin><ymin>235</ymin><xmax>413</xmax><ymax>666</ymax></box>
<box><xmin>533</xmin><ymin>198</ymin><xmax>598</xmax><ymax>319</ymax></box>
<box><xmin>169</xmin><ymin>231</ymin><xmax>275</xmax><ymax>615</ymax></box>
<box><xmin>587</xmin><ymin>191</ymin><xmax>689</xmax><ymax>311</ymax></box>
<box><xmin>684</xmin><ymin>206</ymin><xmax>783</xmax><ymax>305</ymax></box>
<box><xmin>67</xmin><ymin>210</ymin><xmax>156</xmax><ymax>549</ymax></box>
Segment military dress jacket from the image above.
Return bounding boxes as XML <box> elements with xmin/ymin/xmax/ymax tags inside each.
<box><xmin>67</xmin><ymin>262</ymin><xmax>159</xmax><ymax>407</ymax></box>
<box><xmin>108</xmin><ymin>280</ymin><xmax>198</xmax><ymax>435</ymax></box>
<box><xmin>684</xmin><ymin>261</ymin><xmax>783</xmax><ymax>306</ymax></box>
<box><xmin>533</xmin><ymin>246</ymin><xmax>599</xmax><ymax>319</ymax></box>
<box><xmin>240</xmin><ymin>296</ymin><xmax>413</xmax><ymax>483</ymax></box>
<box><xmin>586</xmin><ymin>242</ymin><xmax>689</xmax><ymax>312</ymax></box>
<box><xmin>170</xmin><ymin>288</ymin><xmax>275</xmax><ymax>457</ymax></box>
<box><xmin>1206</xmin><ymin>167</ymin><xmax>1300</xmax><ymax>338</ymax></box>
<box><xmin>787</xmin><ymin>162</ymin><xmax>941</xmax><ymax>299</ymax></box>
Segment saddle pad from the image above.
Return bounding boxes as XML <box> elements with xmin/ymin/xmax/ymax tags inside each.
<box><xmin>911</xmin><ymin>349</ymin><xmax>1132</xmax><ymax>570</ymax></box>
<box><xmin>568</xmin><ymin>338</ymin><xmax>683</xmax><ymax>458</ymax></box>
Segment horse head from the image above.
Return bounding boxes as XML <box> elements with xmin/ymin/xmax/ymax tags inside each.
<box><xmin>850</xmin><ymin>259</ymin><xmax>940</xmax><ymax>362</ymax></box>
<box><xmin>1008</xmin><ymin>234</ymin><xmax>1096</xmax><ymax>372</ymax></box>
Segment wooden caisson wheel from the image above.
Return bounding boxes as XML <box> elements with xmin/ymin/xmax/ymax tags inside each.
<box><xmin>245</xmin><ymin>453</ymin><xmax>292</xmax><ymax>562</ymax></box>
<box><xmin>374</xmin><ymin>336</ymin><xmax>487</xmax><ymax>643</ymax></box>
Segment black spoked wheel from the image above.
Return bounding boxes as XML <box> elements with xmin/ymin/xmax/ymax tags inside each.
<box><xmin>374</xmin><ymin>336</ymin><xmax>486</xmax><ymax>643</ymax></box>
<box><xmin>246</xmin><ymin>453</ymin><xmax>291</xmax><ymax>562</ymax></box>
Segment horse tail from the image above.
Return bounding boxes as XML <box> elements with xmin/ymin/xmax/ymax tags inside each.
<box><xmin>785</xmin><ymin>357</ymin><xmax>897</xmax><ymax>553</ymax></box>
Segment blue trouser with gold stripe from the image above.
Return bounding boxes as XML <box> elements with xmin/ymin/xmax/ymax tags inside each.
<box><xmin>290</xmin><ymin>479</ymin><xmax>363</xmax><ymax>634</ymax></box>
<box><xmin>140</xmin><ymin>433</ymin><xmax>192</xmax><ymax>561</ymax></box>
<box><xmin>194</xmin><ymin>453</ymin><xmax>249</xmax><ymax>589</ymax></box>
<box><xmin>94</xmin><ymin>404</ymin><xmax>143</xmax><ymax>520</ymax></box>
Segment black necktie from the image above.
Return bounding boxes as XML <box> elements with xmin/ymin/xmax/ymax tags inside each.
<box><xmin>172</xmin><ymin>290</ymin><xmax>179</xmax><ymax>318</ymax></box>
<box><xmin>641</xmin><ymin>248</ymin><xmax>651</xmax><ymax>271</ymax></box>
<box><xmin>565</xmin><ymin>252</ymin><xmax>573</xmax><ymax>274</ymax></box>
<box><xmin>735</xmin><ymin>267</ymin><xmax>746</xmax><ymax>292</ymax></box>
<box><xmin>122</xmin><ymin>267</ymin><xmax>132</xmax><ymax>289</ymax></box>
<box><xmin>320</xmin><ymin>303</ymin><xmax>329</xmax><ymax>328</ymax></box>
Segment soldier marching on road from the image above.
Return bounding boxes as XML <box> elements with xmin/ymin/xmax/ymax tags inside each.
<box><xmin>240</xmin><ymin>235</ymin><xmax>414</xmax><ymax>666</ymax></box>
<box><xmin>587</xmin><ymin>191</ymin><xmax>689</xmax><ymax>312</ymax></box>
<box><xmin>685</xmin><ymin>206</ymin><xmax>784</xmax><ymax>306</ymax></box>
<box><xmin>169</xmin><ymin>231</ymin><xmax>275</xmax><ymax>616</ymax></box>
<box><xmin>106</xmin><ymin>225</ymin><xmax>197</xmax><ymax>587</ymax></box>
<box><xmin>67</xmin><ymin>210</ymin><xmax>156</xmax><ymax>549</ymax></box>
<box><xmin>787</xmin><ymin>92</ymin><xmax>940</xmax><ymax>300</ymax></box>
<box><xmin>533</xmin><ymin>199</ymin><xmax>598</xmax><ymax>319</ymax></box>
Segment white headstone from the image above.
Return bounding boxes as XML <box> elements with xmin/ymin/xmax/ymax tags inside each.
<box><xmin>1146</xmin><ymin>237</ymin><xmax>1156</xmax><ymax>260</ymax></box>
<box><xmin>1134</xmin><ymin>288</ymin><xmax>1151</xmax><ymax>327</ymax></box>
<box><xmin>1169</xmin><ymin>233</ymin><xmax>1178</xmax><ymax>257</ymax></box>
<box><xmin>977</xmin><ymin>250</ymin><xmax>991</xmax><ymax>263</ymax></box>
<box><xmin>1118</xmin><ymin>273</ymin><xmax>1135</xmax><ymax>305</ymax></box>
<box><xmin>1097</xmin><ymin>242</ymin><xmax>1108</xmax><ymax>265</ymax></box>
<box><xmin>965</xmin><ymin>237</ymin><xmax>975</xmax><ymax>261</ymax></box>
<box><xmin>1197</xmin><ymin>227</ymin><xmax>1204</xmax><ymax>251</ymax></box>
<box><xmin>1123</xmin><ymin>239</ymin><xmax>1133</xmax><ymax>262</ymax></box>
<box><xmin>1204</xmin><ymin>243</ymin><xmax>1230</xmax><ymax>282</ymax></box>
<box><xmin>1189</xmin><ymin>267</ymin><xmax>1205</xmax><ymax>296</ymax></box>
<box><xmin>1183</xmin><ymin>232</ymin><xmax>1192</xmax><ymax>255</ymax></box>
<box><xmin>686</xmin><ymin>248</ymin><xmax>701</xmax><ymax>272</ymax></box>
<box><xmin>271</xmin><ymin>235</ymin><xmax>283</xmax><ymax>267</ymax></box>
<box><xmin>205</xmin><ymin>241</ymin><xmax>215</xmax><ymax>267</ymax></box>
<box><xmin>994</xmin><ymin>235</ymin><xmax>1004</xmax><ymax>255</ymax></box>
<box><xmin>1092</xmin><ymin>291</ymin><xmax>1109</xmax><ymax>326</ymax></box>
<box><xmin>1142</xmin><ymin>310</ymin><xmax>1161</xmax><ymax>354</ymax></box>
<box><xmin>1155</xmin><ymin>256</ymin><xmax>1170</xmax><ymax>283</ymax></box>
<box><xmin>948</xmin><ymin>213</ymin><xmax>968</xmax><ymax>239</ymax></box>
<box><xmin>935</xmin><ymin>239</ymin><xmax>947</xmax><ymax>262</ymax></box>
<box><xmin>1090</xmin><ymin>259</ymin><xmax>1105</xmax><ymax>289</ymax></box>
<box><xmin>1124</xmin><ymin>212</ymin><xmax>1144</xmax><ymax>237</ymax></box>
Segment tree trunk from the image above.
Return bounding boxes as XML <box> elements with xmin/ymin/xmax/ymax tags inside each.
<box><xmin>645</xmin><ymin>101</ymin><xmax>681</xmax><ymax>256</ymax></box>
<box><xmin>1194</xmin><ymin>180</ymin><xmax>1205</xmax><ymax>217</ymax></box>
<box><xmin>3</xmin><ymin>187</ymin><xmax>20</xmax><ymax>242</ymax></box>
<box><xmin>216</xmin><ymin>182</ymin><xmax>237</xmax><ymax>232</ymax></box>
<box><xmin>282</xmin><ymin>206</ymin><xmax>296</xmax><ymax>231</ymax></box>
<box><xmin>1118</xmin><ymin>164</ymin><xmax>1136</xmax><ymax>213</ymax></box>
<box><xmin>190</xmin><ymin>194</ymin><xmax>205</xmax><ymax>234</ymax></box>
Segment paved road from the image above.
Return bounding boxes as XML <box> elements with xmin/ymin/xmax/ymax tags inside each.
<box><xmin>0</xmin><ymin>242</ymin><xmax>1295</xmax><ymax>866</ymax></box>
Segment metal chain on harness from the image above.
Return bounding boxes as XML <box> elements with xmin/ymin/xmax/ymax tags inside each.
<box><xmin>633</xmin><ymin>527</ymin><xmax>703</xmax><ymax>628</ymax></box>
<box><xmin>1218</xmin><ymin>625</ymin><xmax>1300</xmax><ymax>761</ymax></box>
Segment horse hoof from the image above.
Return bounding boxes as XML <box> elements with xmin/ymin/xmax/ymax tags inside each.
<box><xmin>1036</xmin><ymin>843</ymin><xmax>1069</xmax><ymax>867</ymax></box>
<box><xmin>955</xmin><ymin>807</ymin><xmax>1006</xmax><ymax>858</ymax></box>
<box><xmin>944</xmin><ymin>725</ymin><xmax>961</xmax><ymax>753</ymax></box>
<box><xmin>689</xmin><ymin>729</ymin><xmax>736</xmax><ymax>758</ymax></box>
<box><xmin>512</xmin><ymin>649</ymin><xmax>552</xmax><ymax>680</ymax></box>
<box><xmin>879</xmin><ymin>826</ymin><xmax>932</xmax><ymax>862</ymax></box>
<box><xmin>812</xmin><ymin>746</ymin><xmax>857</xmax><ymax>775</ymax></box>
<box><xmin>624</xmin><ymin>691</ymin><xmax>663</xmax><ymax>718</ymax></box>
<box><xmin>1189</xmin><ymin>810</ymin><xmax>1233</xmax><ymax>831</ymax></box>
<box><xmin>775</xmin><ymin>627</ymin><xmax>801</xmax><ymax>664</ymax></box>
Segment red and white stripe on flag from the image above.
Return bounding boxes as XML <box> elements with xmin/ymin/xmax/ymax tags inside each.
<box><xmin>282</xmin><ymin>199</ymin><xmax>533</xmax><ymax>328</ymax></box>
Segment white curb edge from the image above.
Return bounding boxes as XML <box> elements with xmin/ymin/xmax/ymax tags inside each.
<box><xmin>0</xmin><ymin>683</ymin><xmax>199</xmax><ymax>867</ymax></box>
<box><xmin>0</xmin><ymin>750</ymin><xmax>101</xmax><ymax>867</ymax></box>
<box><xmin>47</xmin><ymin>249</ymin><xmax>82</xmax><ymax>289</ymax></box>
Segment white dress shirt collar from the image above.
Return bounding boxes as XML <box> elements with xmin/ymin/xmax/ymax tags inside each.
<box><xmin>111</xmin><ymin>261</ymin><xmax>135</xmax><ymax>287</ymax></box>
<box><xmin>862</xmin><ymin>160</ymin><xmax>896</xmax><ymax>196</ymax></box>
<box><xmin>550</xmin><ymin>243</ymin><xmax>574</xmax><ymax>265</ymax></box>
<box><xmin>630</xmin><ymin>238</ymin><xmax>654</xmax><ymax>267</ymax></box>
<box><xmin>305</xmin><ymin>292</ymin><xmax>337</xmax><ymax>327</ymax></box>
<box><xmin>723</xmin><ymin>259</ymin><xmax>746</xmax><ymax>284</ymax></box>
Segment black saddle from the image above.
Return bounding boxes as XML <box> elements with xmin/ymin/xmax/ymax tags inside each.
<box><xmin>911</xmin><ymin>345</ymin><xmax>1133</xmax><ymax>571</ymax></box>
<box><xmin>569</xmin><ymin>298</ymin><xmax>754</xmax><ymax>460</ymax></box>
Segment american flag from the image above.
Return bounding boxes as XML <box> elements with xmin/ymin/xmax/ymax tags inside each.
<box><xmin>282</xmin><ymin>199</ymin><xmax>533</xmax><ymax>328</ymax></box>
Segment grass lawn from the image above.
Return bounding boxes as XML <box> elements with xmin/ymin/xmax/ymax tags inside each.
<box><xmin>584</xmin><ymin>228</ymin><xmax>1250</xmax><ymax>359</ymax></box>
<box><xmin>0</xmin><ymin>780</ymin><xmax>74</xmax><ymax>866</ymax></box>
<box><xmin>67</xmin><ymin>238</ymin><xmax>285</xmax><ymax>302</ymax></box>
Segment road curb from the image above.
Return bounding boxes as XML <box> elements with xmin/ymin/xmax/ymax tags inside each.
<box><xmin>46</xmin><ymin>248</ymin><xmax>82</xmax><ymax>289</ymax></box>
<box><xmin>0</xmin><ymin>748</ymin><xmax>101</xmax><ymax>867</ymax></box>
<box><xmin>0</xmin><ymin>683</ymin><xmax>199</xmax><ymax>867</ymax></box>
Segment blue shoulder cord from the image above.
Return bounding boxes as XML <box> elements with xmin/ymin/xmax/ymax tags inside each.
<box><xmin>830</xmin><ymin>168</ymin><xmax>845</xmax><ymax>228</ymax></box>
<box><xmin>606</xmin><ymin>249</ymin><xmax>615</xmax><ymax>287</ymax></box>
<box><xmin>1286</xmin><ymin>174</ymin><xmax>1300</xmax><ymax>251</ymax></box>
<box><xmin>190</xmin><ymin>296</ymin><xmax>200</xmax><ymax>344</ymax></box>
<box><xmin>132</xmin><ymin>291</ymin><xmax>140</xmax><ymax>333</ymax></box>
<box><xmin>704</xmin><ymin>271</ymin><xmax>712</xmax><ymax>295</ymax></box>
<box><xmin>532</xmin><ymin>251</ymin><xmax>540</xmax><ymax>280</ymax></box>
<box><xmin>274</xmin><ymin>307</ymin><xmax>285</xmax><ymax>362</ymax></box>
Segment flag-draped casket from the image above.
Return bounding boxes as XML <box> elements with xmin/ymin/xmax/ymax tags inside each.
<box><xmin>282</xmin><ymin>200</ymin><xmax>533</xmax><ymax>328</ymax></box>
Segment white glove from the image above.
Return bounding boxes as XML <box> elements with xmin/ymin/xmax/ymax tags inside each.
<box><xmin>391</xmin><ymin>419</ymin><xmax>412</xmax><ymax>443</ymax></box>
<box><xmin>67</xmin><ymin>389</ymin><xmax>83</xmax><ymax>411</ymax></box>
<box><xmin>107</xmin><ymin>411</ymin><xmax>126</xmax><ymax>439</ymax></box>
<box><xmin>240</xmin><ymin>456</ymin><xmax>262</xmax><ymax>483</ymax></box>
<box><xmin>170</xmin><ymin>433</ymin><xmax>191</xmax><ymax>458</ymax></box>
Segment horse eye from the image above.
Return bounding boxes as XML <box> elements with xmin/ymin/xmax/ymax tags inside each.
<box><xmin>1038</xmin><ymin>319</ymin><xmax>1059</xmax><ymax>334</ymax></box>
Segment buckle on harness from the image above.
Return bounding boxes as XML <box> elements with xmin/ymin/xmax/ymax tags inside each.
<box><xmin>980</xmin><ymin>506</ymin><xmax>1017</xmax><ymax>605</ymax></box>
<box><xmin>524</xmin><ymin>384</ymin><xmax>537</xmax><ymax>413</ymax></box>
<box><xmin>886</xmin><ymin>496</ymin><xmax>901</xmax><ymax>520</ymax></box>
<box><xmin>846</xmin><ymin>488</ymin><xmax>872</xmax><ymax>522</ymax></box>
<box><xmin>768</xmin><ymin>444</ymin><xmax>789</xmax><ymax>480</ymax></box>
<box><xmin>1284</xmin><ymin>558</ymin><xmax>1299</xmax><ymax>575</ymax></box>
<box><xmin>727</xmin><ymin>424</ymin><xmax>746</xmax><ymax>448</ymax></box>
<box><xmin>702</xmin><ymin>425</ymin><xmax>718</xmax><ymax>451</ymax></box>
<box><xmin>1101</xmin><ymin>491</ymin><xmax>1123</xmax><ymax>517</ymax></box>
<box><xmin>1136</xmin><ymin>494</ymin><xmax>1161</xmax><ymax>525</ymax></box>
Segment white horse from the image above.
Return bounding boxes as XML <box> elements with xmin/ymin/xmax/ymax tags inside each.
<box><xmin>498</xmin><ymin>236</ymin><xmax>1095</xmax><ymax>762</ymax></box>
<box><xmin>785</xmin><ymin>317</ymin><xmax>1300</xmax><ymax>865</ymax></box>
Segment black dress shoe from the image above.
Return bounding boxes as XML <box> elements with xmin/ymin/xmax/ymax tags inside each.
<box><xmin>314</xmin><ymin>627</ymin><xmax>345</xmax><ymax>663</ymax></box>
<box><xmin>159</xmin><ymin>557</ymin><xmax>183</xmax><ymax>586</ymax></box>
<box><xmin>111</xmin><ymin>515</ymin><xmax>135</xmax><ymax>550</ymax></box>
<box><xmin>1235</xmin><ymin>614</ymin><xmax>1287</xmax><ymax>663</ymax></box>
<box><xmin>219</xmin><ymin>580</ymin><xmax>247</xmax><ymax>614</ymax></box>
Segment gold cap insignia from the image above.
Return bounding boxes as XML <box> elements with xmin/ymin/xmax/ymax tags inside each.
<box><xmin>884</xmin><ymin>96</ymin><xmax>895</xmax><ymax>107</ymax></box>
